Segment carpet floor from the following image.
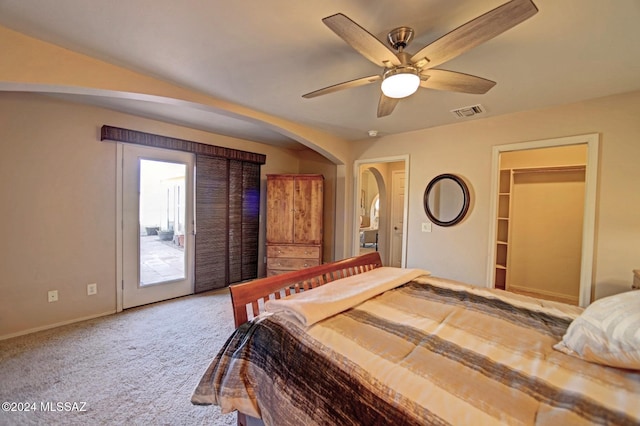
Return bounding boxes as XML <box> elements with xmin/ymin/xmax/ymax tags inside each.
<box><xmin>0</xmin><ymin>288</ymin><xmax>237</xmax><ymax>425</ymax></box>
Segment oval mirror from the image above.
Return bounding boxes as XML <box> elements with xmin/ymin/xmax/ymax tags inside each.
<box><xmin>423</xmin><ymin>174</ymin><xmax>470</xmax><ymax>227</ymax></box>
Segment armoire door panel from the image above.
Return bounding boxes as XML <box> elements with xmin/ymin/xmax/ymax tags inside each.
<box><xmin>266</xmin><ymin>176</ymin><xmax>295</xmax><ymax>243</ymax></box>
<box><xmin>293</xmin><ymin>177</ymin><xmax>323</xmax><ymax>245</ymax></box>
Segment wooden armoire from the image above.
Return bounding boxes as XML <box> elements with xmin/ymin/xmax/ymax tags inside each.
<box><xmin>266</xmin><ymin>174</ymin><xmax>324</xmax><ymax>276</ymax></box>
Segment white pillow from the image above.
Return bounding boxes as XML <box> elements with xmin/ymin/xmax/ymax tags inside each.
<box><xmin>554</xmin><ymin>290</ymin><xmax>640</xmax><ymax>370</ymax></box>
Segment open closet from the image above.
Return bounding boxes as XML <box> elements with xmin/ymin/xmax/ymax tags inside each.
<box><xmin>494</xmin><ymin>145</ymin><xmax>587</xmax><ymax>305</ymax></box>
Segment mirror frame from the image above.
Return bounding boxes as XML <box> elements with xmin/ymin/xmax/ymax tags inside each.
<box><xmin>423</xmin><ymin>173</ymin><xmax>470</xmax><ymax>227</ymax></box>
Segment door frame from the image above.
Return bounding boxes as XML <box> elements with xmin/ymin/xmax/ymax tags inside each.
<box><xmin>353</xmin><ymin>155</ymin><xmax>409</xmax><ymax>267</ymax></box>
<box><xmin>116</xmin><ymin>144</ymin><xmax>124</xmax><ymax>312</ymax></box>
<box><xmin>486</xmin><ymin>133</ymin><xmax>599</xmax><ymax>307</ymax></box>
<box><xmin>116</xmin><ymin>143</ymin><xmax>195</xmax><ymax>312</ymax></box>
<box><xmin>389</xmin><ymin>169</ymin><xmax>406</xmax><ymax>268</ymax></box>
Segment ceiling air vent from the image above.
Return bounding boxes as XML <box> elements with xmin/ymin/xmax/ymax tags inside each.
<box><xmin>451</xmin><ymin>104</ymin><xmax>485</xmax><ymax>118</ymax></box>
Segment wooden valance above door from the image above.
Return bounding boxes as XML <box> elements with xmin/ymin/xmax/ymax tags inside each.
<box><xmin>100</xmin><ymin>125</ymin><xmax>266</xmax><ymax>164</ymax></box>
<box><xmin>101</xmin><ymin>125</ymin><xmax>265</xmax><ymax>292</ymax></box>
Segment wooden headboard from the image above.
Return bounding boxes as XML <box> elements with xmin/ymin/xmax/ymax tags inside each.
<box><xmin>229</xmin><ymin>252</ymin><xmax>383</xmax><ymax>327</ymax></box>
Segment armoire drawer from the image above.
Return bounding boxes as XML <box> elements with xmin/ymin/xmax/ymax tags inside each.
<box><xmin>266</xmin><ymin>257</ymin><xmax>320</xmax><ymax>271</ymax></box>
<box><xmin>267</xmin><ymin>245</ymin><xmax>320</xmax><ymax>259</ymax></box>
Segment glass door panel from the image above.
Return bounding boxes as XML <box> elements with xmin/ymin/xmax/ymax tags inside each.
<box><xmin>139</xmin><ymin>159</ymin><xmax>186</xmax><ymax>286</ymax></box>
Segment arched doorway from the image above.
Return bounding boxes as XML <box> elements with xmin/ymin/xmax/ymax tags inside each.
<box><xmin>358</xmin><ymin>169</ymin><xmax>384</xmax><ymax>256</ymax></box>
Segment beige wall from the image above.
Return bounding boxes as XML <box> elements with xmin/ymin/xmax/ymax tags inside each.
<box><xmin>500</xmin><ymin>144</ymin><xmax>587</xmax><ymax>169</ymax></box>
<box><xmin>3</xmin><ymin>88</ymin><xmax>639</xmax><ymax>338</ymax></box>
<box><xmin>0</xmin><ymin>92</ymin><xmax>329</xmax><ymax>338</ymax></box>
<box><xmin>351</xmin><ymin>90</ymin><xmax>640</xmax><ymax>298</ymax></box>
<box><xmin>0</xmin><ymin>23</ymin><xmax>351</xmax><ymax>273</ymax></box>
<box><xmin>508</xmin><ymin>170</ymin><xmax>585</xmax><ymax>302</ymax></box>
<box><xmin>0</xmin><ymin>25</ymin><xmax>351</xmax><ymax>166</ymax></box>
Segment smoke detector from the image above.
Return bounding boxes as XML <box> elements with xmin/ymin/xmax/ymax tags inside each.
<box><xmin>450</xmin><ymin>104</ymin><xmax>485</xmax><ymax>118</ymax></box>
<box><xmin>368</xmin><ymin>130</ymin><xmax>379</xmax><ymax>137</ymax></box>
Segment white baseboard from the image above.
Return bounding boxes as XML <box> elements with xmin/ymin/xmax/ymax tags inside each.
<box><xmin>0</xmin><ymin>310</ymin><xmax>117</xmax><ymax>341</ymax></box>
<box><xmin>507</xmin><ymin>284</ymin><xmax>579</xmax><ymax>305</ymax></box>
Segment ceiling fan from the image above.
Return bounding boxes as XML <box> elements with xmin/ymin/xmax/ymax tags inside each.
<box><xmin>302</xmin><ymin>0</ymin><xmax>538</xmax><ymax>118</ymax></box>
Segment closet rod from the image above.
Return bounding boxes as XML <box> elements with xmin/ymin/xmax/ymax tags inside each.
<box><xmin>512</xmin><ymin>165</ymin><xmax>586</xmax><ymax>174</ymax></box>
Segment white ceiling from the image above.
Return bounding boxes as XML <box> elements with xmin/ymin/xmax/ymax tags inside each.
<box><xmin>1</xmin><ymin>0</ymin><xmax>639</xmax><ymax>149</ymax></box>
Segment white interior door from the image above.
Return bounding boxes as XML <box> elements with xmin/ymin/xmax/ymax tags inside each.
<box><xmin>389</xmin><ymin>170</ymin><xmax>405</xmax><ymax>267</ymax></box>
<box><xmin>121</xmin><ymin>144</ymin><xmax>194</xmax><ymax>309</ymax></box>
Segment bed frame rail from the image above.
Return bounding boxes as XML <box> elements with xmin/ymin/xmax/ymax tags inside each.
<box><xmin>229</xmin><ymin>252</ymin><xmax>383</xmax><ymax>328</ymax></box>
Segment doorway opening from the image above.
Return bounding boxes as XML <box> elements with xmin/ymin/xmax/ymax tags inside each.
<box><xmin>487</xmin><ymin>134</ymin><xmax>599</xmax><ymax>307</ymax></box>
<box><xmin>353</xmin><ymin>156</ymin><xmax>409</xmax><ymax>267</ymax></box>
<box><xmin>358</xmin><ymin>170</ymin><xmax>381</xmax><ymax>254</ymax></box>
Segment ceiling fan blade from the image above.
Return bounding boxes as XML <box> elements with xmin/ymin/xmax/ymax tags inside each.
<box><xmin>377</xmin><ymin>94</ymin><xmax>400</xmax><ymax>117</ymax></box>
<box><xmin>302</xmin><ymin>75</ymin><xmax>381</xmax><ymax>99</ymax></box>
<box><xmin>420</xmin><ymin>69</ymin><xmax>496</xmax><ymax>94</ymax></box>
<box><xmin>322</xmin><ymin>13</ymin><xmax>401</xmax><ymax>68</ymax></box>
<box><xmin>411</xmin><ymin>0</ymin><xmax>538</xmax><ymax>69</ymax></box>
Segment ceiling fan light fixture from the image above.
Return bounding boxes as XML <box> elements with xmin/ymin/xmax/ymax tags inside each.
<box><xmin>381</xmin><ymin>66</ymin><xmax>420</xmax><ymax>99</ymax></box>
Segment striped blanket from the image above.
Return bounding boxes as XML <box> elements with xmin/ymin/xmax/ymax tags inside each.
<box><xmin>192</xmin><ymin>275</ymin><xmax>640</xmax><ymax>425</ymax></box>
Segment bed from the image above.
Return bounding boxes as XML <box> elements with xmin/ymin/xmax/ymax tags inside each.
<box><xmin>192</xmin><ymin>252</ymin><xmax>640</xmax><ymax>425</ymax></box>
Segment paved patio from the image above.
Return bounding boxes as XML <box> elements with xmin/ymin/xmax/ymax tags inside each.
<box><xmin>140</xmin><ymin>235</ymin><xmax>185</xmax><ymax>285</ymax></box>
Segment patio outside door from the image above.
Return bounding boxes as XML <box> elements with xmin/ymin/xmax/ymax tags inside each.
<box><xmin>121</xmin><ymin>144</ymin><xmax>195</xmax><ymax>309</ymax></box>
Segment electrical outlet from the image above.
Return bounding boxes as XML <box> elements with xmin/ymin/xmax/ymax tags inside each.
<box><xmin>421</xmin><ymin>222</ymin><xmax>432</xmax><ymax>232</ymax></box>
<box><xmin>48</xmin><ymin>290</ymin><xmax>59</xmax><ymax>302</ymax></box>
<box><xmin>87</xmin><ymin>283</ymin><xmax>97</xmax><ymax>296</ymax></box>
